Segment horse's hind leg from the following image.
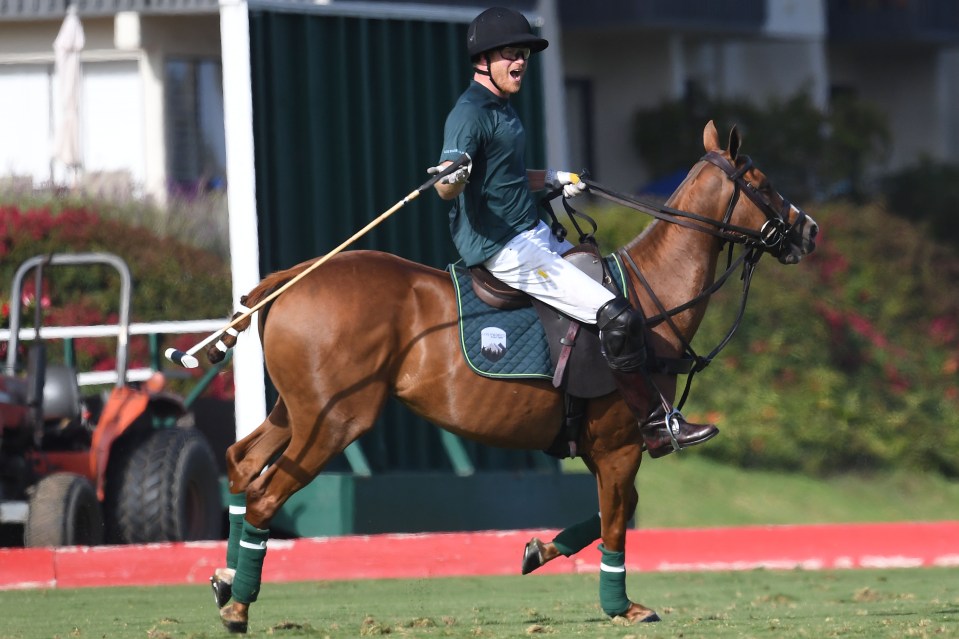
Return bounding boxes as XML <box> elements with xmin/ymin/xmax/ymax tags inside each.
<box><xmin>225</xmin><ymin>399</ymin><xmax>293</xmax><ymax>492</ymax></box>
<box><xmin>220</xmin><ymin>385</ymin><xmax>387</xmax><ymax>633</ymax></box>
<box><xmin>210</xmin><ymin>401</ymin><xmax>292</xmax><ymax>615</ymax></box>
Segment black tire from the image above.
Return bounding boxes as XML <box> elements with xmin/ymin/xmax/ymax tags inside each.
<box><xmin>24</xmin><ymin>473</ymin><xmax>104</xmax><ymax>548</ymax></box>
<box><xmin>104</xmin><ymin>427</ymin><xmax>222</xmax><ymax>544</ymax></box>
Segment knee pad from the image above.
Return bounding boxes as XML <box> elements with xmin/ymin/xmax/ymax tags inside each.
<box><xmin>596</xmin><ymin>297</ymin><xmax>646</xmax><ymax>372</ymax></box>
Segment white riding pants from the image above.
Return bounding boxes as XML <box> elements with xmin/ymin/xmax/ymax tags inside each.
<box><xmin>483</xmin><ymin>220</ymin><xmax>616</xmax><ymax>324</ymax></box>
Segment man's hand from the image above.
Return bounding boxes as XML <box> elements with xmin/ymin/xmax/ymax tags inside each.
<box><xmin>545</xmin><ymin>169</ymin><xmax>587</xmax><ymax>198</ymax></box>
<box><xmin>428</xmin><ymin>154</ymin><xmax>472</xmax><ymax>185</ymax></box>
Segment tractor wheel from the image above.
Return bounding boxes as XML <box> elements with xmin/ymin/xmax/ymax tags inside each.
<box><xmin>104</xmin><ymin>427</ymin><xmax>222</xmax><ymax>544</ymax></box>
<box><xmin>24</xmin><ymin>473</ymin><xmax>104</xmax><ymax>548</ymax></box>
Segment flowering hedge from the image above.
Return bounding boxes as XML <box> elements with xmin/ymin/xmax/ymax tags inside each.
<box><xmin>590</xmin><ymin>200</ymin><xmax>959</xmax><ymax>477</ymax></box>
<box><xmin>0</xmin><ymin>203</ymin><xmax>233</xmax><ymax>399</ymax></box>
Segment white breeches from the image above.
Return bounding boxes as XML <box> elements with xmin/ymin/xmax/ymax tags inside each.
<box><xmin>483</xmin><ymin>220</ymin><xmax>616</xmax><ymax>324</ymax></box>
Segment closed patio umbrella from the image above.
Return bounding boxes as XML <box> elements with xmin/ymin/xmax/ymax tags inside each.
<box><xmin>53</xmin><ymin>4</ymin><xmax>85</xmax><ymax>184</ymax></box>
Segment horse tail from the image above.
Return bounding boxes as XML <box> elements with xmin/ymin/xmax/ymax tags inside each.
<box><xmin>206</xmin><ymin>297</ymin><xmax>251</xmax><ymax>364</ymax></box>
<box><xmin>205</xmin><ymin>258</ymin><xmax>321</xmax><ymax>364</ymax></box>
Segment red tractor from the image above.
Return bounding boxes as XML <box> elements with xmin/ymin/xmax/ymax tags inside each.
<box><xmin>0</xmin><ymin>253</ymin><xmax>222</xmax><ymax>547</ymax></box>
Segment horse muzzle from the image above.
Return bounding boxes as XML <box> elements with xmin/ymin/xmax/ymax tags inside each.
<box><xmin>777</xmin><ymin>207</ymin><xmax>818</xmax><ymax>265</ymax></box>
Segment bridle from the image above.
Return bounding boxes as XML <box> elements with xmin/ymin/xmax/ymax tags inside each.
<box><xmin>544</xmin><ymin>152</ymin><xmax>805</xmax><ymax>408</ymax></box>
<box><xmin>581</xmin><ymin>151</ymin><xmax>804</xmax><ymax>259</ymax></box>
<box><xmin>699</xmin><ymin>151</ymin><xmax>807</xmax><ymax>258</ymax></box>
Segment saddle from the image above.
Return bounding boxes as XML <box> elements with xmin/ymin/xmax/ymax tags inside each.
<box><xmin>467</xmin><ymin>243</ymin><xmax>619</xmax><ymax>399</ymax></box>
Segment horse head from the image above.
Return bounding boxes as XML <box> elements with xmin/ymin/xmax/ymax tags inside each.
<box><xmin>700</xmin><ymin>120</ymin><xmax>818</xmax><ymax>265</ymax></box>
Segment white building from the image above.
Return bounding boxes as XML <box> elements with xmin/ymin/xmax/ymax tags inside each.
<box><xmin>0</xmin><ymin>0</ymin><xmax>222</xmax><ymax>199</ymax></box>
<box><xmin>1</xmin><ymin>0</ymin><xmax>957</xmax><ymax>200</ymax></box>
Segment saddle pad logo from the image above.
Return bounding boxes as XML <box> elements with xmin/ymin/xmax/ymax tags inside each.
<box><xmin>480</xmin><ymin>326</ymin><xmax>507</xmax><ymax>362</ymax></box>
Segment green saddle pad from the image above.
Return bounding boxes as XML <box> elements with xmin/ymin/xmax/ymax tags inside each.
<box><xmin>448</xmin><ymin>255</ymin><xmax>626</xmax><ymax>379</ymax></box>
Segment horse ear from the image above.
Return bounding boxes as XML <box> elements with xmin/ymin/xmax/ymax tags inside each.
<box><xmin>728</xmin><ymin>125</ymin><xmax>741</xmax><ymax>160</ymax></box>
<box><xmin>703</xmin><ymin>120</ymin><xmax>720</xmax><ymax>152</ymax></box>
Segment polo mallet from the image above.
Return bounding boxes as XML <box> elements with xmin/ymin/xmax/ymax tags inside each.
<box><xmin>165</xmin><ymin>153</ymin><xmax>470</xmax><ymax>368</ymax></box>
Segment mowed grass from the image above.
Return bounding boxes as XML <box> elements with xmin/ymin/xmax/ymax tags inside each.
<box><xmin>2</xmin><ymin>459</ymin><xmax>957</xmax><ymax>638</ymax></box>
<box><xmin>563</xmin><ymin>453</ymin><xmax>959</xmax><ymax>528</ymax></box>
<box><xmin>1</xmin><ymin>568</ymin><xmax>957</xmax><ymax>638</ymax></box>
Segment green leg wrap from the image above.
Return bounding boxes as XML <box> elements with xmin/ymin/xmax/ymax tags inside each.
<box><xmin>598</xmin><ymin>543</ymin><xmax>631</xmax><ymax>617</ymax></box>
<box><xmin>552</xmin><ymin>513</ymin><xmax>601</xmax><ymax>556</ymax></box>
<box><xmin>231</xmin><ymin>520</ymin><xmax>270</xmax><ymax>604</ymax></box>
<box><xmin>225</xmin><ymin>492</ymin><xmax>246</xmax><ymax>570</ymax></box>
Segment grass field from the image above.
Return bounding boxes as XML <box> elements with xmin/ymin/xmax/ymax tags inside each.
<box><xmin>564</xmin><ymin>453</ymin><xmax>959</xmax><ymax>528</ymax></box>
<box><xmin>1</xmin><ymin>568</ymin><xmax>957</xmax><ymax>638</ymax></box>
<box><xmin>2</xmin><ymin>458</ymin><xmax>957</xmax><ymax>638</ymax></box>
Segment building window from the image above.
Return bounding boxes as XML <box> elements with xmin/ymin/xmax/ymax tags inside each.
<box><xmin>165</xmin><ymin>58</ymin><xmax>226</xmax><ymax>194</ymax></box>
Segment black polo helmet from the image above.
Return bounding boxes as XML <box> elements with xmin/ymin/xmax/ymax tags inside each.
<box><xmin>467</xmin><ymin>7</ymin><xmax>548</xmax><ymax>58</ymax></box>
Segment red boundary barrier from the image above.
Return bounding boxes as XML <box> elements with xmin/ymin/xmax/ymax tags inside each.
<box><xmin>2</xmin><ymin>521</ymin><xmax>958</xmax><ymax>590</ymax></box>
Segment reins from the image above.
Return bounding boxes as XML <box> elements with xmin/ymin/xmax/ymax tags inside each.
<box><xmin>543</xmin><ymin>153</ymin><xmax>785</xmax><ymax>409</ymax></box>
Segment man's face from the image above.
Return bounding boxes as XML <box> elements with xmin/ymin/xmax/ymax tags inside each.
<box><xmin>487</xmin><ymin>47</ymin><xmax>530</xmax><ymax>95</ymax></box>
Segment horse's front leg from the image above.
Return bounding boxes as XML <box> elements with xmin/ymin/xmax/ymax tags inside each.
<box><xmin>522</xmin><ymin>454</ymin><xmax>603</xmax><ymax>574</ymax></box>
<box><xmin>522</xmin><ymin>512</ymin><xmax>601</xmax><ymax>573</ymax></box>
<box><xmin>594</xmin><ymin>445</ymin><xmax>661</xmax><ymax>623</ymax></box>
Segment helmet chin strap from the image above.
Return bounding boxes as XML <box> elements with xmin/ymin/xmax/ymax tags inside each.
<box><xmin>475</xmin><ymin>53</ymin><xmax>505</xmax><ymax>95</ymax></box>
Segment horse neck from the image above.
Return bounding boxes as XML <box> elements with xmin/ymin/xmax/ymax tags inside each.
<box><xmin>620</xmin><ymin>168</ymin><xmax>727</xmax><ymax>347</ymax></box>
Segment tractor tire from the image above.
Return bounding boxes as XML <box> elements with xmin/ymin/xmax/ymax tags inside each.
<box><xmin>24</xmin><ymin>473</ymin><xmax>104</xmax><ymax>548</ymax></box>
<box><xmin>104</xmin><ymin>427</ymin><xmax>222</xmax><ymax>544</ymax></box>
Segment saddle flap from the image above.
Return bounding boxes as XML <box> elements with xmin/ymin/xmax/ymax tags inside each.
<box><xmin>531</xmin><ymin>300</ymin><xmax>616</xmax><ymax>399</ymax></box>
<box><xmin>531</xmin><ymin>243</ymin><xmax>619</xmax><ymax>399</ymax></box>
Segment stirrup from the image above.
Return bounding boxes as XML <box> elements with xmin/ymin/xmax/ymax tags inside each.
<box><xmin>664</xmin><ymin>408</ymin><xmax>683</xmax><ymax>453</ymax></box>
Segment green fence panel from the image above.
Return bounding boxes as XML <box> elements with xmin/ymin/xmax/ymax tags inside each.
<box><xmin>248</xmin><ymin>7</ymin><xmax>551</xmax><ymax>474</ymax></box>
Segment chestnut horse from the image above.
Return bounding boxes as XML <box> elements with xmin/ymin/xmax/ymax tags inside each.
<box><xmin>210</xmin><ymin>121</ymin><xmax>818</xmax><ymax>631</ymax></box>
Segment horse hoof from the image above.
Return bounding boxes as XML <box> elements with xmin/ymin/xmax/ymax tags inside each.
<box><xmin>210</xmin><ymin>573</ymin><xmax>233</xmax><ymax>609</ymax></box>
<box><xmin>522</xmin><ymin>538</ymin><xmax>545</xmax><ymax>575</ymax></box>
<box><xmin>622</xmin><ymin>603</ymin><xmax>661</xmax><ymax>624</ymax></box>
<box><xmin>220</xmin><ymin>604</ymin><xmax>248</xmax><ymax>634</ymax></box>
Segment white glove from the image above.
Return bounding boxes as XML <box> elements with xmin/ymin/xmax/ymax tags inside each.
<box><xmin>428</xmin><ymin>154</ymin><xmax>472</xmax><ymax>185</ymax></box>
<box><xmin>545</xmin><ymin>169</ymin><xmax>587</xmax><ymax>198</ymax></box>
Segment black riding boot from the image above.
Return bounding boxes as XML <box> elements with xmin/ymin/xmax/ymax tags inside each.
<box><xmin>638</xmin><ymin>397</ymin><xmax>719</xmax><ymax>458</ymax></box>
<box><xmin>597</xmin><ymin>297</ymin><xmax>719</xmax><ymax>458</ymax></box>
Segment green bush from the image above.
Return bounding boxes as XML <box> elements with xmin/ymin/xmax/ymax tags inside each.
<box><xmin>881</xmin><ymin>157</ymin><xmax>959</xmax><ymax>247</ymax></box>
<box><xmin>573</xmin><ymin>194</ymin><xmax>959</xmax><ymax>478</ymax></box>
<box><xmin>682</xmin><ymin>201</ymin><xmax>959</xmax><ymax>477</ymax></box>
<box><xmin>631</xmin><ymin>89</ymin><xmax>891</xmax><ymax>203</ymax></box>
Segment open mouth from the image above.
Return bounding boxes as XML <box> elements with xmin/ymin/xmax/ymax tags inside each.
<box><xmin>509</xmin><ymin>67</ymin><xmax>524</xmax><ymax>81</ymax></box>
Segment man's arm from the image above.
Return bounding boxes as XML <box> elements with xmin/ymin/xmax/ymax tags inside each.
<box><xmin>433</xmin><ymin>161</ymin><xmax>469</xmax><ymax>200</ymax></box>
<box><xmin>429</xmin><ymin>153</ymin><xmax>472</xmax><ymax>199</ymax></box>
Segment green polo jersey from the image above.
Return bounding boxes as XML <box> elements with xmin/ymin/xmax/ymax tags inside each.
<box><xmin>439</xmin><ymin>81</ymin><xmax>539</xmax><ymax>267</ymax></box>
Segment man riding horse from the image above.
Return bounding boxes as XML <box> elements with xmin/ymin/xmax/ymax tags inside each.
<box><xmin>428</xmin><ymin>6</ymin><xmax>718</xmax><ymax>458</ymax></box>
<box><xmin>205</xmin><ymin>5</ymin><xmax>819</xmax><ymax>632</ymax></box>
